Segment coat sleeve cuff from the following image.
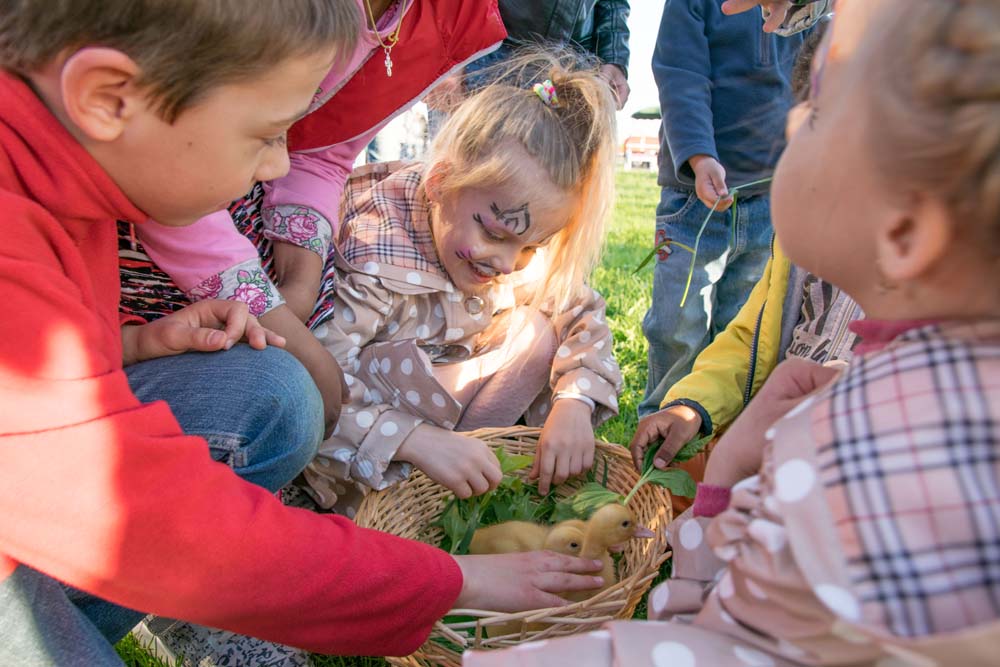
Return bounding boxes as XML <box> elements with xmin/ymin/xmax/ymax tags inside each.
<box><xmin>660</xmin><ymin>398</ymin><xmax>714</xmax><ymax>435</ymax></box>
<box><xmin>692</xmin><ymin>483</ymin><xmax>731</xmax><ymax>518</ymax></box>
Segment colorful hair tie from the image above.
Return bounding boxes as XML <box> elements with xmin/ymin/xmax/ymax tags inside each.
<box><xmin>532</xmin><ymin>79</ymin><xmax>560</xmax><ymax>108</ymax></box>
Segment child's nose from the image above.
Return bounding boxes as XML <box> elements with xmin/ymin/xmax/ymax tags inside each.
<box><xmin>254</xmin><ymin>144</ymin><xmax>291</xmax><ymax>183</ymax></box>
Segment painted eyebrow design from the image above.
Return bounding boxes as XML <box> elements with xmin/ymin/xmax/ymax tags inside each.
<box><xmin>489</xmin><ymin>202</ymin><xmax>531</xmax><ymax>235</ymax></box>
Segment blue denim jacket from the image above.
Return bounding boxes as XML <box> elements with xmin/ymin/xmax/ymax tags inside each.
<box><xmin>652</xmin><ymin>0</ymin><xmax>813</xmax><ymax>196</ymax></box>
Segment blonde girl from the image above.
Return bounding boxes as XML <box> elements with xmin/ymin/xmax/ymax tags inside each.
<box><xmin>302</xmin><ymin>52</ymin><xmax>623</xmax><ymax>513</ymax></box>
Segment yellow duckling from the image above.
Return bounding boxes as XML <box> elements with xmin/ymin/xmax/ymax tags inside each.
<box><xmin>468</xmin><ymin>521</ymin><xmax>549</xmax><ymax>554</ymax></box>
<box><xmin>565</xmin><ymin>503</ymin><xmax>654</xmax><ymax>601</ymax></box>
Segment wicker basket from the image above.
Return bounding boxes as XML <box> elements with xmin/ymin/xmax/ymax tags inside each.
<box><xmin>354</xmin><ymin>426</ymin><xmax>673</xmax><ymax>667</ymax></box>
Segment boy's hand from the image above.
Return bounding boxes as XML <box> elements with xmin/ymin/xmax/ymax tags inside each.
<box><xmin>630</xmin><ymin>405</ymin><xmax>703</xmax><ymax>471</ymax></box>
<box><xmin>121</xmin><ymin>300</ymin><xmax>284</xmax><ymax>366</ymax></box>
<box><xmin>704</xmin><ymin>358</ymin><xmax>841</xmax><ymax>487</ymax></box>
<box><xmin>271</xmin><ymin>241</ymin><xmax>323</xmax><ymax>323</ymax></box>
<box><xmin>453</xmin><ymin>551</ymin><xmax>605</xmax><ymax>612</ymax></box>
<box><xmin>531</xmin><ymin>399</ymin><xmax>595</xmax><ymax>495</ymax></box>
<box><xmin>599</xmin><ymin>63</ymin><xmax>630</xmax><ymax>110</ymax></box>
<box><xmin>397</xmin><ymin>425</ymin><xmax>503</xmax><ymax>499</ymax></box>
<box><xmin>690</xmin><ymin>155</ymin><xmax>734</xmax><ymax>212</ymax></box>
<box><xmin>721</xmin><ymin>0</ymin><xmax>794</xmax><ymax>32</ymax></box>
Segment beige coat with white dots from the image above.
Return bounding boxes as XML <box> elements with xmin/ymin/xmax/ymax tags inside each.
<box><xmin>302</xmin><ymin>163</ymin><xmax>623</xmax><ymax>514</ymax></box>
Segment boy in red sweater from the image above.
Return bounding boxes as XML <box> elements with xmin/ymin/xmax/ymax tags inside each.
<box><xmin>0</xmin><ymin>1</ymin><xmax>603</xmax><ymax>664</ymax></box>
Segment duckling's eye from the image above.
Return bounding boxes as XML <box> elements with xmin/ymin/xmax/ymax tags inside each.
<box><xmin>570</xmin><ymin>542</ymin><xmax>579</xmax><ymax>548</ymax></box>
<box><xmin>621</xmin><ymin>520</ymin><xmax>631</xmax><ymax>528</ymax></box>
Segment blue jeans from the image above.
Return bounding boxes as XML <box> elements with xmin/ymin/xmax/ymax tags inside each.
<box><xmin>0</xmin><ymin>345</ymin><xmax>323</xmax><ymax>666</ymax></box>
<box><xmin>638</xmin><ymin>187</ymin><xmax>773</xmax><ymax>417</ymax></box>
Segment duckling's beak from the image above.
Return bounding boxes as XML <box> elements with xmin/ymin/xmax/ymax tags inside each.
<box><xmin>633</xmin><ymin>524</ymin><xmax>655</xmax><ymax>539</ymax></box>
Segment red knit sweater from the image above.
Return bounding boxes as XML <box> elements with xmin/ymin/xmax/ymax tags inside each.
<box><xmin>0</xmin><ymin>70</ymin><xmax>461</xmax><ymax>656</ymax></box>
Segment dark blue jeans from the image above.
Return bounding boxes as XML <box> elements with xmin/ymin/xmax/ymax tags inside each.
<box><xmin>0</xmin><ymin>345</ymin><xmax>323</xmax><ymax>666</ymax></box>
<box><xmin>639</xmin><ymin>187</ymin><xmax>773</xmax><ymax>417</ymax></box>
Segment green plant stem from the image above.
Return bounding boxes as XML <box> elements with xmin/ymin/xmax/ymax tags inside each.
<box><xmin>677</xmin><ymin>176</ymin><xmax>773</xmax><ymax>308</ymax></box>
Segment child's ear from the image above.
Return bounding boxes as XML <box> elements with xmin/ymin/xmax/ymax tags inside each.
<box><xmin>60</xmin><ymin>48</ymin><xmax>145</xmax><ymax>143</ymax></box>
<box><xmin>875</xmin><ymin>194</ymin><xmax>951</xmax><ymax>282</ymax></box>
<box><xmin>424</xmin><ymin>161</ymin><xmax>452</xmax><ymax>204</ymax></box>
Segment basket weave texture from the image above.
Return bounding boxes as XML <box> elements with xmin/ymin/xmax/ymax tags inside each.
<box><xmin>354</xmin><ymin>426</ymin><xmax>673</xmax><ymax>667</ymax></box>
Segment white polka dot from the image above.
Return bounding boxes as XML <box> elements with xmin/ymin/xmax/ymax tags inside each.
<box><xmin>679</xmin><ymin>519</ymin><xmax>703</xmax><ymax>550</ymax></box>
<box><xmin>406</xmin><ymin>272</ymin><xmax>422</xmax><ymax>285</ymax></box>
<box><xmin>717</xmin><ymin>572</ymin><xmax>734</xmax><ymax>599</ymax></box>
<box><xmin>344</xmin><ymin>374</ymin><xmax>355</xmax><ymax>386</ymax></box>
<box><xmin>331</xmin><ymin>423</ymin><xmax>341</xmax><ymax>436</ymax></box>
<box><xmin>380</xmin><ymin>358</ymin><xmax>391</xmax><ymax>374</ymax></box>
<box><xmin>387</xmin><ymin>321</ymin><xmax>400</xmax><ymax>335</ymax></box>
<box><xmin>362</xmin><ymin>261</ymin><xmax>380</xmax><ymax>274</ymax></box>
<box><xmin>400</xmin><ymin>358</ymin><xmax>413</xmax><ymax>375</ymax></box>
<box><xmin>416</xmin><ymin>325</ymin><xmax>430</xmax><ymax>339</ymax></box>
<box><xmin>574</xmin><ymin>353</ymin><xmax>587</xmax><ymax>361</ymax></box>
<box><xmin>650</xmin><ymin>584</ymin><xmax>670</xmax><ymax>614</ymax></box>
<box><xmin>539</xmin><ymin>402</ymin><xmax>549</xmax><ymax>416</ymax></box>
<box><xmin>368</xmin><ymin>360</ymin><xmax>379</xmax><ymax>376</ymax></box>
<box><xmin>587</xmin><ymin>630</ymin><xmax>611</xmax><ymax>640</ymax></box>
<box><xmin>433</xmin><ymin>304</ymin><xmax>444</xmax><ymax>318</ymax></box>
<box><xmin>594</xmin><ymin>339</ymin><xmax>605</xmax><ymax>350</ymax></box>
<box><xmin>408</xmin><ymin>305</ymin><xmax>418</xmax><ymax>318</ymax></box>
<box><xmin>380</xmin><ymin>421</ymin><xmax>399</xmax><ymax>437</ymax></box>
<box><xmin>745</xmin><ymin>579</ymin><xmax>768</xmax><ymax>600</ymax></box>
<box><xmin>448</xmin><ymin>290</ymin><xmax>463</xmax><ymax>302</ymax></box>
<box><xmin>442</xmin><ymin>420</ymin><xmax>454</xmax><ymax>429</ymax></box>
<box><xmin>405</xmin><ymin>390</ymin><xmax>421</xmax><ymax>405</ymax></box>
<box><xmin>370</xmin><ymin>388</ymin><xmax>383</xmax><ymax>404</ymax></box>
<box><xmin>356</xmin><ymin>459</ymin><xmax>374</xmax><ymax>478</ymax></box>
<box><xmin>713</xmin><ymin>545</ymin><xmax>738</xmax><ymax>562</ymax></box>
<box><xmin>774</xmin><ymin>459</ymin><xmax>816</xmax><ymax>503</ymax></box>
<box><xmin>349</xmin><ymin>333</ymin><xmax>362</xmax><ymax>345</ymax></box>
<box><xmin>362</xmin><ymin>389</ymin><xmax>372</xmax><ymax>403</ymax></box>
<box><xmin>651</xmin><ymin>641</ymin><xmax>695</xmax><ymax>667</ymax></box>
<box><xmin>355</xmin><ymin>411</ymin><xmax>374</xmax><ymax>428</ymax></box>
<box><xmin>764</xmin><ymin>427</ymin><xmax>776</xmax><ymax>441</ymax></box>
<box><xmin>748</xmin><ymin>519</ymin><xmax>788</xmax><ymax>553</ymax></box>
<box><xmin>348</xmin><ymin>346</ymin><xmax>361</xmax><ymax>360</ymax></box>
<box><xmin>515</xmin><ymin>640</ymin><xmax>549</xmax><ymax>651</ymax></box>
<box><xmin>557</xmin><ymin>345</ymin><xmax>571</xmax><ymax>358</ymax></box>
<box><xmin>602</xmin><ymin>359</ymin><xmax>617</xmax><ymax>371</ymax></box>
<box><xmin>776</xmin><ymin>640</ymin><xmax>807</xmax><ymax>659</ymax></box>
<box><xmin>346</xmin><ymin>506</ymin><xmax>357</xmax><ymax>519</ymax></box>
<box><xmin>577</xmin><ymin>377</ymin><xmax>592</xmax><ymax>391</ymax></box>
<box><xmin>733</xmin><ymin>645</ymin><xmax>775</xmax><ymax>667</ymax></box>
<box><xmin>608</xmin><ymin>394</ymin><xmax>619</xmax><ymax>408</ymax></box>
<box><xmin>579</xmin><ymin>331</ymin><xmax>591</xmax><ymax>343</ymax></box>
<box><xmin>815</xmin><ymin>585</ymin><xmax>861</xmax><ymax>621</ymax></box>
<box><xmin>352</xmin><ymin>359</ymin><xmax>361</xmax><ymax>372</ymax></box>
<box><xmin>432</xmin><ymin>393</ymin><xmax>446</xmax><ymax>408</ymax></box>
<box><xmin>313</xmin><ymin>324</ymin><xmax>329</xmax><ymax>339</ymax></box>
<box><xmin>342</xmin><ymin>307</ymin><xmax>356</xmax><ymax>323</ymax></box>
<box><xmin>333</xmin><ymin>448</ymin><xmax>352</xmax><ymax>462</ymax></box>
<box><xmin>445</xmin><ymin>327</ymin><xmax>464</xmax><ymax>340</ymax></box>
<box><xmin>719</xmin><ymin>609</ymin><xmax>736</xmax><ymax>625</ymax></box>
<box><xmin>424</xmin><ymin>360</ymin><xmax>434</xmax><ymax>375</ymax></box>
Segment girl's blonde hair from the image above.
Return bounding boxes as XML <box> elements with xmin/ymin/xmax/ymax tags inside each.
<box><xmin>428</xmin><ymin>50</ymin><xmax>618</xmax><ymax>311</ymax></box>
<box><xmin>867</xmin><ymin>0</ymin><xmax>1000</xmax><ymax>252</ymax></box>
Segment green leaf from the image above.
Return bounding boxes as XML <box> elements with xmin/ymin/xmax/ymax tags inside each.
<box><xmin>645</xmin><ymin>468</ymin><xmax>697</xmax><ymax>498</ymax></box>
<box><xmin>672</xmin><ymin>433</ymin><xmax>713</xmax><ymax>463</ymax></box>
<box><xmin>437</xmin><ymin>501</ymin><xmax>467</xmax><ymax>553</ymax></box>
<box><xmin>633</xmin><ymin>238</ymin><xmax>696</xmax><ymax>275</ymax></box>
<box><xmin>494</xmin><ymin>447</ymin><xmax>533</xmax><ymax>475</ymax></box>
<box><xmin>455</xmin><ymin>503</ymin><xmax>481</xmax><ymax>555</ymax></box>
<box><xmin>552</xmin><ymin>482</ymin><xmax>624</xmax><ymax>521</ymax></box>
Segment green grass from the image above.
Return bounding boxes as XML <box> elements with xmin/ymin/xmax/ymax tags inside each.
<box><xmin>117</xmin><ymin>169</ymin><xmax>661</xmax><ymax>667</ymax></box>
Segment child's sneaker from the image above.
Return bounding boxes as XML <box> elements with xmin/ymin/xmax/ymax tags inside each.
<box><xmin>131</xmin><ymin>616</ymin><xmax>313</xmax><ymax>667</ymax></box>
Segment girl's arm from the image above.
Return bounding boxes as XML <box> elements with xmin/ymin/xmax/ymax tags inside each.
<box><xmin>261</xmin><ymin>131</ymin><xmax>379</xmax><ymax>321</ymax></box>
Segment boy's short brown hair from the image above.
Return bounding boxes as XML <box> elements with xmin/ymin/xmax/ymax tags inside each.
<box><xmin>0</xmin><ymin>0</ymin><xmax>359</xmax><ymax>121</ymax></box>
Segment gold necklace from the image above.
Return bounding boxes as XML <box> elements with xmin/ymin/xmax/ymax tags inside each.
<box><xmin>364</xmin><ymin>0</ymin><xmax>407</xmax><ymax>77</ymax></box>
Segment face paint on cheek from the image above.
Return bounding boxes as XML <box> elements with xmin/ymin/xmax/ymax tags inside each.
<box><xmin>490</xmin><ymin>202</ymin><xmax>531</xmax><ymax>235</ymax></box>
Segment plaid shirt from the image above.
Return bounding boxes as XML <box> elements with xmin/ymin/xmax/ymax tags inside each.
<box><xmin>813</xmin><ymin>319</ymin><xmax>1000</xmax><ymax>637</ymax></box>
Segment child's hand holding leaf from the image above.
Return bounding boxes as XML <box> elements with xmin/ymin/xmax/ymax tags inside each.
<box><xmin>397</xmin><ymin>425</ymin><xmax>502</xmax><ymax>499</ymax></box>
<box><xmin>629</xmin><ymin>404</ymin><xmax>705</xmax><ymax>471</ymax></box>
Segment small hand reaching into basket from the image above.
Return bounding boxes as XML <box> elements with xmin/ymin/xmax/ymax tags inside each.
<box><xmin>452</xmin><ymin>551</ymin><xmax>605</xmax><ymax>612</ymax></box>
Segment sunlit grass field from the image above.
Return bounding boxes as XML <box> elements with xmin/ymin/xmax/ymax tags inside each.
<box><xmin>117</xmin><ymin>169</ymin><xmax>661</xmax><ymax>667</ymax></box>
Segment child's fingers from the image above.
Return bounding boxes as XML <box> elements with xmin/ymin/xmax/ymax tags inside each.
<box><xmin>720</xmin><ymin>0</ymin><xmax>760</xmax><ymax>15</ymax></box>
<box><xmin>451</xmin><ymin>480</ymin><xmax>474</xmax><ymax>499</ymax></box>
<box><xmin>468</xmin><ymin>473</ymin><xmax>491</xmax><ymax>497</ymax></box>
<box><xmin>535</xmin><ymin>452</ymin><xmax>556</xmax><ymax>495</ymax></box>
<box><xmin>762</xmin><ymin>3</ymin><xmax>790</xmax><ymax>32</ymax></box>
<box><xmin>263</xmin><ymin>328</ymin><xmax>287</xmax><ymax>349</ymax></box>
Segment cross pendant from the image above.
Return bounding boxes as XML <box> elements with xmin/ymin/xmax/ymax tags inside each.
<box><xmin>384</xmin><ymin>50</ymin><xmax>393</xmax><ymax>77</ymax></box>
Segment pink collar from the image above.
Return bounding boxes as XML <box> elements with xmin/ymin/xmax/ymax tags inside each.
<box><xmin>848</xmin><ymin>319</ymin><xmax>940</xmax><ymax>354</ymax></box>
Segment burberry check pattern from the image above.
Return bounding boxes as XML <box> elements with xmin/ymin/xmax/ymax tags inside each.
<box><xmin>813</xmin><ymin>321</ymin><xmax>1000</xmax><ymax>637</ymax></box>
